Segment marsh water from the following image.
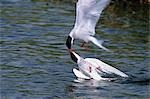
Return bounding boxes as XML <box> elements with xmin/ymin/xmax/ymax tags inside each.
<box><xmin>0</xmin><ymin>0</ymin><xmax>149</xmax><ymax>99</ymax></box>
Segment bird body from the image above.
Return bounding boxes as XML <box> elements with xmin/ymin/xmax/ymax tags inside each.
<box><xmin>70</xmin><ymin>51</ymin><xmax>128</xmax><ymax>80</ymax></box>
<box><xmin>66</xmin><ymin>0</ymin><xmax>129</xmax><ymax>81</ymax></box>
<box><xmin>66</xmin><ymin>0</ymin><xmax>111</xmax><ymax>51</ymax></box>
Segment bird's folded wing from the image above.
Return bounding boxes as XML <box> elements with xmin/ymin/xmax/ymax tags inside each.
<box><xmin>85</xmin><ymin>58</ymin><xmax>128</xmax><ymax>77</ymax></box>
<box><xmin>97</xmin><ymin>61</ymin><xmax>128</xmax><ymax>77</ymax></box>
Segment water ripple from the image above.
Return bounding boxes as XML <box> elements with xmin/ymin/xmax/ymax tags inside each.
<box><xmin>0</xmin><ymin>1</ymin><xmax>149</xmax><ymax>99</ymax></box>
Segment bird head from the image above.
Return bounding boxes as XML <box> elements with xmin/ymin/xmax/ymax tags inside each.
<box><xmin>69</xmin><ymin>51</ymin><xmax>81</xmax><ymax>63</ymax></box>
<box><xmin>66</xmin><ymin>36</ymin><xmax>74</xmax><ymax>50</ymax></box>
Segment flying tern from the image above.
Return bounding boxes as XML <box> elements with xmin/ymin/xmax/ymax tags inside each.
<box><xmin>66</xmin><ymin>0</ymin><xmax>111</xmax><ymax>51</ymax></box>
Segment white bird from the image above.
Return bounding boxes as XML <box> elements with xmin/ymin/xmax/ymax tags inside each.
<box><xmin>70</xmin><ymin>51</ymin><xmax>128</xmax><ymax>81</ymax></box>
<box><xmin>66</xmin><ymin>0</ymin><xmax>111</xmax><ymax>51</ymax></box>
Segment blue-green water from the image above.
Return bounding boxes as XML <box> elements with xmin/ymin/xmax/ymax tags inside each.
<box><xmin>0</xmin><ymin>0</ymin><xmax>149</xmax><ymax>99</ymax></box>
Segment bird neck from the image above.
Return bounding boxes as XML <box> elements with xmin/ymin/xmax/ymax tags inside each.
<box><xmin>69</xmin><ymin>32</ymin><xmax>74</xmax><ymax>38</ymax></box>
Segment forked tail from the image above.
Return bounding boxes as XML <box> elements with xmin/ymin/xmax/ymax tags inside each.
<box><xmin>89</xmin><ymin>36</ymin><xmax>110</xmax><ymax>52</ymax></box>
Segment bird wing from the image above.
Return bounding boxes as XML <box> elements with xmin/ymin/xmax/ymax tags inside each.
<box><xmin>85</xmin><ymin>58</ymin><xmax>128</xmax><ymax>77</ymax></box>
<box><xmin>73</xmin><ymin>68</ymin><xmax>91</xmax><ymax>79</ymax></box>
<box><xmin>74</xmin><ymin>0</ymin><xmax>111</xmax><ymax>36</ymax></box>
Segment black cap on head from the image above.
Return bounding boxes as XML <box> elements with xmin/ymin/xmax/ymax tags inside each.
<box><xmin>70</xmin><ymin>51</ymin><xmax>78</xmax><ymax>63</ymax></box>
<box><xmin>66</xmin><ymin>36</ymin><xmax>72</xmax><ymax>49</ymax></box>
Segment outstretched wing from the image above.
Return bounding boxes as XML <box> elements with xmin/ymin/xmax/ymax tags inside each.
<box><xmin>85</xmin><ymin>58</ymin><xmax>129</xmax><ymax>77</ymax></box>
<box><xmin>73</xmin><ymin>0</ymin><xmax>111</xmax><ymax>36</ymax></box>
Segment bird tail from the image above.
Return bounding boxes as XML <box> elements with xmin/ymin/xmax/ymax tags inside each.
<box><xmin>89</xmin><ymin>36</ymin><xmax>110</xmax><ymax>52</ymax></box>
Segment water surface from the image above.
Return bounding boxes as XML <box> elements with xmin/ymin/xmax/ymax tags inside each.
<box><xmin>0</xmin><ymin>0</ymin><xmax>149</xmax><ymax>99</ymax></box>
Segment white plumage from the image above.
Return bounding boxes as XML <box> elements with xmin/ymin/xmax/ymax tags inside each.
<box><xmin>70</xmin><ymin>51</ymin><xmax>128</xmax><ymax>81</ymax></box>
<box><xmin>66</xmin><ymin>0</ymin><xmax>111</xmax><ymax>51</ymax></box>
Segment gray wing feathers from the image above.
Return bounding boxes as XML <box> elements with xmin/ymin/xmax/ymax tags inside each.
<box><xmin>85</xmin><ymin>58</ymin><xmax>128</xmax><ymax>77</ymax></box>
<box><xmin>74</xmin><ymin>0</ymin><xmax>111</xmax><ymax>36</ymax></box>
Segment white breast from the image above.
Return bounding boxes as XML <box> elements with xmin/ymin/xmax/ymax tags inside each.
<box><xmin>78</xmin><ymin>59</ymin><xmax>102</xmax><ymax>80</ymax></box>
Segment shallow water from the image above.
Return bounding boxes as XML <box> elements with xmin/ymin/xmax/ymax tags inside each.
<box><xmin>0</xmin><ymin>0</ymin><xmax>149</xmax><ymax>99</ymax></box>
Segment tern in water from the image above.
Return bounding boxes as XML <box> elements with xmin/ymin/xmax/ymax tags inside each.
<box><xmin>66</xmin><ymin>0</ymin><xmax>111</xmax><ymax>51</ymax></box>
<box><xmin>70</xmin><ymin>51</ymin><xmax>128</xmax><ymax>81</ymax></box>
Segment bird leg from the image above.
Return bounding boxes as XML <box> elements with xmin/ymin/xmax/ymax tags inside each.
<box><xmin>96</xmin><ymin>67</ymin><xmax>102</xmax><ymax>71</ymax></box>
<box><xmin>89</xmin><ymin>66</ymin><xmax>92</xmax><ymax>73</ymax></box>
<box><xmin>81</xmin><ymin>42</ymin><xmax>90</xmax><ymax>51</ymax></box>
<box><xmin>81</xmin><ymin>42</ymin><xmax>85</xmax><ymax>47</ymax></box>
